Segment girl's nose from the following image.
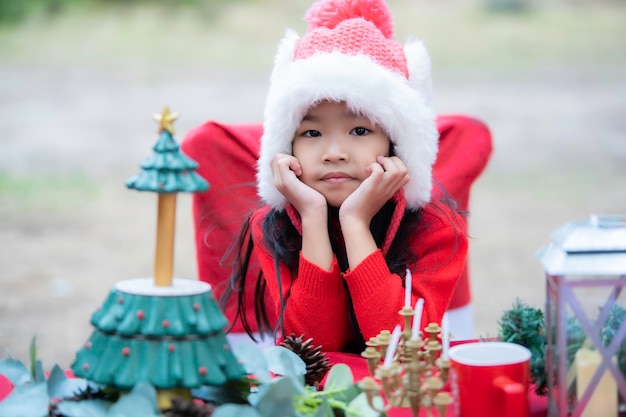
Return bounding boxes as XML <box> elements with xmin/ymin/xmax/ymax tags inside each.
<box><xmin>323</xmin><ymin>136</ymin><xmax>349</xmax><ymax>162</ymax></box>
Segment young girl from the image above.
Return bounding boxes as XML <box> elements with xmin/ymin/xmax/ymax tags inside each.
<box><xmin>222</xmin><ymin>0</ymin><xmax>468</xmax><ymax>353</ymax></box>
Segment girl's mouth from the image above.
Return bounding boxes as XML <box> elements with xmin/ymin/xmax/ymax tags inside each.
<box><xmin>321</xmin><ymin>172</ymin><xmax>352</xmax><ymax>183</ymax></box>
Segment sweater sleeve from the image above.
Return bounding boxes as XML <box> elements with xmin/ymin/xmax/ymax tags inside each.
<box><xmin>343</xmin><ymin>202</ymin><xmax>468</xmax><ymax>342</ymax></box>
<box><xmin>250</xmin><ymin>208</ymin><xmax>353</xmax><ymax>351</ymax></box>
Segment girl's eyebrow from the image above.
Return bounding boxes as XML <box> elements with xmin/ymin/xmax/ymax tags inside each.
<box><xmin>301</xmin><ymin>114</ymin><xmax>319</xmax><ymax>122</ymax></box>
<box><xmin>302</xmin><ymin>110</ymin><xmax>364</xmax><ymax>123</ymax></box>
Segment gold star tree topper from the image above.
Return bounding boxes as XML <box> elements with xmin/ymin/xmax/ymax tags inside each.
<box><xmin>153</xmin><ymin>107</ymin><xmax>179</xmax><ymax>134</ymax></box>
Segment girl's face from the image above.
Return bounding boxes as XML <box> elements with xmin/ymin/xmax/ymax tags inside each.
<box><xmin>292</xmin><ymin>100</ymin><xmax>391</xmax><ymax>208</ymax></box>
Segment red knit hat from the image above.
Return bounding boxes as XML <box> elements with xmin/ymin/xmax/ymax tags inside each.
<box><xmin>257</xmin><ymin>0</ymin><xmax>438</xmax><ymax>210</ymax></box>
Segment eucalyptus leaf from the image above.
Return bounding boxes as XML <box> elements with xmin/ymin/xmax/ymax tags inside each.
<box><xmin>0</xmin><ymin>382</ymin><xmax>49</xmax><ymax>417</ymax></box>
<box><xmin>0</xmin><ymin>358</ymin><xmax>31</xmax><ymax>385</ymax></box>
<box><xmin>316</xmin><ymin>364</ymin><xmax>360</xmax><ymax>404</ymax></box>
<box><xmin>346</xmin><ymin>392</ymin><xmax>383</xmax><ymax>417</ymax></box>
<box><xmin>56</xmin><ymin>399</ymin><xmax>111</xmax><ymax>417</ymax></box>
<box><xmin>254</xmin><ymin>377</ymin><xmax>300</xmax><ymax>417</ymax></box>
<box><xmin>212</xmin><ymin>403</ymin><xmax>262</xmax><ymax>417</ymax></box>
<box><xmin>264</xmin><ymin>346</ymin><xmax>306</xmax><ymax>380</ymax></box>
<box><xmin>48</xmin><ymin>364</ymin><xmax>88</xmax><ymax>399</ymax></box>
<box><xmin>323</xmin><ymin>364</ymin><xmax>353</xmax><ymax>390</ymax></box>
<box><xmin>314</xmin><ymin>399</ymin><xmax>335</xmax><ymax>417</ymax></box>
<box><xmin>108</xmin><ymin>381</ymin><xmax>158</xmax><ymax>417</ymax></box>
<box><xmin>192</xmin><ymin>383</ymin><xmax>247</xmax><ymax>406</ymax></box>
<box><xmin>232</xmin><ymin>342</ymin><xmax>270</xmax><ymax>382</ymax></box>
<box><xmin>320</xmin><ymin>384</ymin><xmax>361</xmax><ymax>405</ymax></box>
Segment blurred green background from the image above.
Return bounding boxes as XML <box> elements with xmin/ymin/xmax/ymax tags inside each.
<box><xmin>1</xmin><ymin>0</ymin><xmax>625</xmax><ymax>76</ymax></box>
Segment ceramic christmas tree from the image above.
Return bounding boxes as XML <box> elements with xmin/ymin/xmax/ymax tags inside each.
<box><xmin>71</xmin><ymin>108</ymin><xmax>245</xmax><ymax>410</ymax></box>
<box><xmin>125</xmin><ymin>107</ymin><xmax>209</xmax><ymax>286</ymax></box>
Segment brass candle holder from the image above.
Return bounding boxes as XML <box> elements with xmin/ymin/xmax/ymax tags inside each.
<box><xmin>359</xmin><ymin>308</ymin><xmax>453</xmax><ymax>417</ymax></box>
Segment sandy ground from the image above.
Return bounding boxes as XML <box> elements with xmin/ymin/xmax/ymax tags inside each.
<box><xmin>1</xmin><ymin>11</ymin><xmax>626</xmax><ymax>368</ymax></box>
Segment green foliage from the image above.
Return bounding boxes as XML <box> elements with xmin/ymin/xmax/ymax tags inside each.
<box><xmin>0</xmin><ymin>340</ymin><xmax>381</xmax><ymax>417</ymax></box>
<box><xmin>224</xmin><ymin>344</ymin><xmax>381</xmax><ymax>417</ymax></box>
<box><xmin>0</xmin><ymin>0</ymin><xmax>64</xmax><ymax>25</ymax></box>
<box><xmin>484</xmin><ymin>0</ymin><xmax>531</xmax><ymax>13</ymax></box>
<box><xmin>0</xmin><ymin>337</ymin><xmax>157</xmax><ymax>417</ymax></box>
<box><xmin>600</xmin><ymin>304</ymin><xmax>626</xmax><ymax>374</ymax></box>
<box><xmin>564</xmin><ymin>316</ymin><xmax>585</xmax><ymax>368</ymax></box>
<box><xmin>498</xmin><ymin>298</ymin><xmax>545</xmax><ymax>349</ymax></box>
<box><xmin>1</xmin><ymin>353</ymin><xmax>165</xmax><ymax>417</ymax></box>
<box><xmin>57</xmin><ymin>382</ymin><xmax>161</xmax><ymax>417</ymax></box>
<box><xmin>0</xmin><ymin>0</ymin><xmax>247</xmax><ymax>25</ymax></box>
<box><xmin>498</xmin><ymin>298</ymin><xmax>548</xmax><ymax>395</ymax></box>
<box><xmin>498</xmin><ymin>299</ymin><xmax>626</xmax><ymax>398</ymax></box>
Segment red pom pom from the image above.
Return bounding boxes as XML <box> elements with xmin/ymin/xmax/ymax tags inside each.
<box><xmin>304</xmin><ymin>0</ymin><xmax>394</xmax><ymax>39</ymax></box>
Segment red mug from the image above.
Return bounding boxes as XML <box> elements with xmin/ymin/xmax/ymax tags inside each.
<box><xmin>448</xmin><ymin>341</ymin><xmax>531</xmax><ymax>417</ymax></box>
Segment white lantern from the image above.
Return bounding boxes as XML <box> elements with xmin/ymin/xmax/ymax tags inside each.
<box><xmin>537</xmin><ymin>215</ymin><xmax>626</xmax><ymax>417</ymax></box>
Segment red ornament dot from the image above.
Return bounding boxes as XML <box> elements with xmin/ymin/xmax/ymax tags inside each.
<box><xmin>162</xmin><ymin>319</ymin><xmax>170</xmax><ymax>328</ymax></box>
<box><xmin>85</xmin><ymin>342</ymin><xmax>92</xmax><ymax>349</ymax></box>
<box><xmin>223</xmin><ymin>344</ymin><xmax>230</xmax><ymax>351</ymax></box>
<box><xmin>122</xmin><ymin>347</ymin><xmax>131</xmax><ymax>356</ymax></box>
<box><xmin>198</xmin><ymin>366</ymin><xmax>207</xmax><ymax>375</ymax></box>
<box><xmin>193</xmin><ymin>303</ymin><xmax>200</xmax><ymax>311</ymax></box>
<box><xmin>117</xmin><ymin>296</ymin><xmax>124</xmax><ymax>304</ymax></box>
<box><xmin>83</xmin><ymin>363</ymin><xmax>90</xmax><ymax>371</ymax></box>
<box><xmin>168</xmin><ymin>344</ymin><xmax>176</xmax><ymax>352</ymax></box>
<box><xmin>136</xmin><ymin>310</ymin><xmax>145</xmax><ymax>320</ymax></box>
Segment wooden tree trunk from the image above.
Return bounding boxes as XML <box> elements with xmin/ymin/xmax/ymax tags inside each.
<box><xmin>154</xmin><ymin>193</ymin><xmax>177</xmax><ymax>286</ymax></box>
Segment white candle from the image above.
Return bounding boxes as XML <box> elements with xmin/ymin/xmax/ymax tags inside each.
<box><xmin>404</xmin><ymin>269</ymin><xmax>412</xmax><ymax>308</ymax></box>
<box><xmin>411</xmin><ymin>298</ymin><xmax>424</xmax><ymax>340</ymax></box>
<box><xmin>383</xmin><ymin>325</ymin><xmax>402</xmax><ymax>369</ymax></box>
<box><xmin>442</xmin><ymin>313</ymin><xmax>450</xmax><ymax>359</ymax></box>
<box><xmin>575</xmin><ymin>347</ymin><xmax>617</xmax><ymax>417</ymax></box>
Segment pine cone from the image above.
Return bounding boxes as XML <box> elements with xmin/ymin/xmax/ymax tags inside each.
<box><xmin>49</xmin><ymin>385</ymin><xmax>118</xmax><ymax>417</ymax></box>
<box><xmin>163</xmin><ymin>397</ymin><xmax>215</xmax><ymax>417</ymax></box>
<box><xmin>281</xmin><ymin>333</ymin><xmax>331</xmax><ymax>387</ymax></box>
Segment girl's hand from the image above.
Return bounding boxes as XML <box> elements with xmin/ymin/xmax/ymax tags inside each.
<box><xmin>339</xmin><ymin>156</ymin><xmax>409</xmax><ymax>225</ymax></box>
<box><xmin>271</xmin><ymin>153</ymin><xmax>327</xmax><ymax>216</ymax></box>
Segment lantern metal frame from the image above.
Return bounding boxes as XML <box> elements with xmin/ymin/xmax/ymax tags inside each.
<box><xmin>538</xmin><ymin>215</ymin><xmax>626</xmax><ymax>417</ymax></box>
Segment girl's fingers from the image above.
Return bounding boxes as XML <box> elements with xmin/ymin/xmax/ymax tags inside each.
<box><xmin>371</xmin><ymin>156</ymin><xmax>409</xmax><ymax>189</ymax></box>
<box><xmin>377</xmin><ymin>156</ymin><xmax>407</xmax><ymax>174</ymax></box>
<box><xmin>271</xmin><ymin>153</ymin><xmax>302</xmax><ymax>177</ymax></box>
<box><xmin>270</xmin><ymin>153</ymin><xmax>327</xmax><ymax>212</ymax></box>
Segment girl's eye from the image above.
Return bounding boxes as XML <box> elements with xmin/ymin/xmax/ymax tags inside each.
<box><xmin>351</xmin><ymin>127</ymin><xmax>370</xmax><ymax>136</ymax></box>
<box><xmin>303</xmin><ymin>130</ymin><xmax>321</xmax><ymax>138</ymax></box>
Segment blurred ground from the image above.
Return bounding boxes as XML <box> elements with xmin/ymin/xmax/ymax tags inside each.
<box><xmin>1</xmin><ymin>0</ymin><xmax>625</xmax><ymax>368</ymax></box>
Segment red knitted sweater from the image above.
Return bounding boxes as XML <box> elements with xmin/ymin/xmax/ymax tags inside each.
<box><xmin>250</xmin><ymin>200</ymin><xmax>468</xmax><ymax>352</ymax></box>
